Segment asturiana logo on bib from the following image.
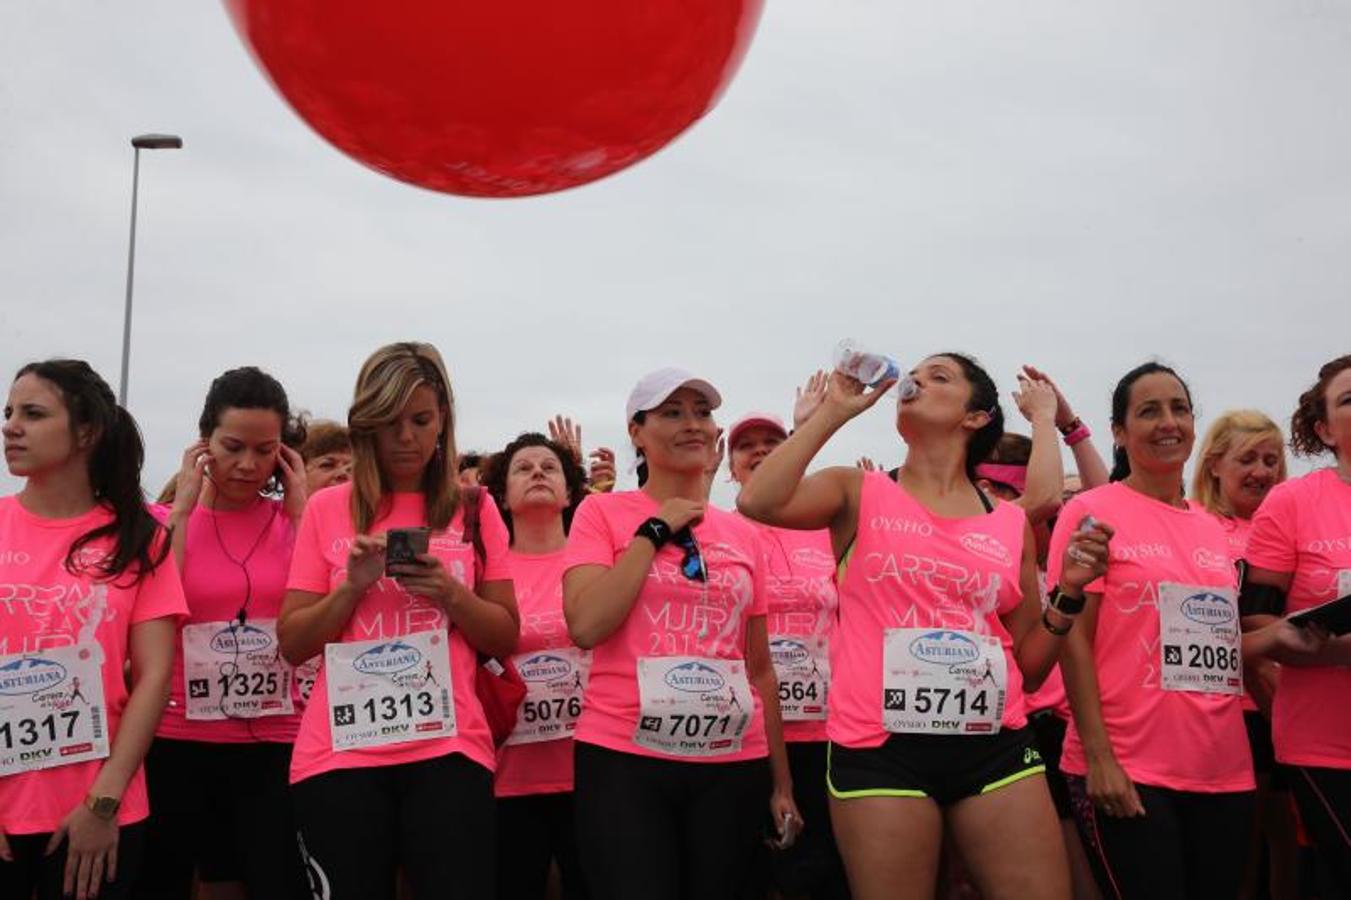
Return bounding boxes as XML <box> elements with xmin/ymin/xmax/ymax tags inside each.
<box><xmin>1180</xmin><ymin>592</ymin><xmax>1235</xmax><ymax>626</ymax></box>
<box><xmin>518</xmin><ymin>653</ymin><xmax>572</xmax><ymax>683</ymax></box>
<box><xmin>909</xmin><ymin>631</ymin><xmax>980</xmax><ymax>666</ymax></box>
<box><xmin>210</xmin><ymin>624</ymin><xmax>274</xmax><ymax>655</ymax></box>
<box><xmin>0</xmin><ymin>656</ymin><xmax>68</xmax><ymax>696</ymax></box>
<box><xmin>769</xmin><ymin>639</ymin><xmax>810</xmax><ymax>668</ymax></box>
<box><xmin>960</xmin><ymin>533</ymin><xmax>1011</xmax><ymax>566</ymax></box>
<box><xmin>353</xmin><ymin>641</ymin><xmax>422</xmax><ymax>675</ymax></box>
<box><xmin>664</xmin><ymin>661</ymin><xmax>726</xmax><ymax>693</ymax></box>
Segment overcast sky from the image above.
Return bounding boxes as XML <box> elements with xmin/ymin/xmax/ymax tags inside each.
<box><xmin>1</xmin><ymin>1</ymin><xmax>1347</xmax><ymax>505</ymax></box>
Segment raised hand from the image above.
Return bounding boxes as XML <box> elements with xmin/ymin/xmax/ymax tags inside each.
<box><xmin>548</xmin><ymin>415</ymin><xmax>583</xmax><ymax>463</ymax></box>
<box><xmin>792</xmin><ymin>369</ymin><xmax>830</xmax><ymax>430</ymax></box>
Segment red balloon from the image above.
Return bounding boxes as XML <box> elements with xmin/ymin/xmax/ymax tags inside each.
<box><xmin>224</xmin><ymin>0</ymin><xmax>764</xmax><ymax>197</ymax></box>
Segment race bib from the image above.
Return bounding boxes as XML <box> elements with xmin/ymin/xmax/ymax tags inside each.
<box><xmin>182</xmin><ymin>619</ymin><xmax>294</xmax><ymax>721</ymax></box>
<box><xmin>325</xmin><ymin>630</ymin><xmax>455</xmax><ymax>752</ymax></box>
<box><xmin>0</xmin><ymin>645</ymin><xmax>110</xmax><ymax>776</ymax></box>
<box><xmin>882</xmin><ymin>629</ymin><xmax>1006</xmax><ymax>735</ymax></box>
<box><xmin>1158</xmin><ymin>583</ymin><xmax>1242</xmax><ymax>695</ymax></box>
<box><xmin>635</xmin><ymin>656</ymin><xmax>752</xmax><ymax>757</ymax></box>
<box><xmin>293</xmin><ymin>656</ymin><xmax>320</xmax><ymax>705</ymax></box>
<box><xmin>507</xmin><ymin>646</ymin><xmax>591</xmax><ymax>746</ymax></box>
<box><xmin>769</xmin><ymin>634</ymin><xmax>829</xmax><ymax>722</ymax></box>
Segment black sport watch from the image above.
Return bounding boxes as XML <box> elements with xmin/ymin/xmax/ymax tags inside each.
<box><xmin>1046</xmin><ymin>585</ymin><xmax>1086</xmax><ymax>617</ymax></box>
<box><xmin>634</xmin><ymin>517</ymin><xmax>673</xmax><ymax>549</ymax></box>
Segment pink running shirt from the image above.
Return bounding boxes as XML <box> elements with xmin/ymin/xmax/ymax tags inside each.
<box><xmin>0</xmin><ymin>497</ymin><xmax>188</xmax><ymax>834</ymax></box>
<box><xmin>830</xmin><ymin>471</ymin><xmax>1030</xmax><ymax>749</ymax></box>
<box><xmin>563</xmin><ymin>491</ymin><xmax>768</xmax><ymax>763</ymax></box>
<box><xmin>150</xmin><ymin>500</ymin><xmax>301</xmax><ymax>743</ymax></box>
<box><xmin>495</xmin><ymin>548</ymin><xmax>582</xmax><ymax>797</ymax></box>
<box><xmin>1246</xmin><ymin>469</ymin><xmax>1351</xmax><ymax>769</ymax></box>
<box><xmin>749</xmin><ymin>520</ymin><xmax>838</xmax><ymax>743</ymax></box>
<box><xmin>1047</xmin><ymin>483</ymin><xmax>1253</xmax><ymax>793</ymax></box>
<box><xmin>285</xmin><ymin>483</ymin><xmax>513</xmax><ymax>784</ymax></box>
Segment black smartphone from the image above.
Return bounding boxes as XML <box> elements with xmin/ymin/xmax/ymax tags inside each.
<box><xmin>385</xmin><ymin>527</ymin><xmax>431</xmax><ymax>576</ymax></box>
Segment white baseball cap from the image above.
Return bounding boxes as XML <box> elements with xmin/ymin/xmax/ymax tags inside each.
<box><xmin>625</xmin><ymin>367</ymin><xmax>722</xmax><ymax>421</ymax></box>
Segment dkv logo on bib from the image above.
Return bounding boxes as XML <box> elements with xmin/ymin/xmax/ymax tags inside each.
<box><xmin>352</xmin><ymin>641</ymin><xmax>423</xmax><ymax>676</ymax></box>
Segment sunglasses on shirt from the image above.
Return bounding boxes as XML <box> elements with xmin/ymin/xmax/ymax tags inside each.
<box><xmin>672</xmin><ymin>527</ymin><xmax>707</xmax><ymax>582</ymax></box>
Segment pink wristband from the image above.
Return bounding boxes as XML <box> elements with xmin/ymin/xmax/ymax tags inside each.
<box><xmin>1063</xmin><ymin>422</ymin><xmax>1092</xmax><ymax>447</ymax></box>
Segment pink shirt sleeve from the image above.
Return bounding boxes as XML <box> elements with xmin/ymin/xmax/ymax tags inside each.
<box><xmin>476</xmin><ymin>494</ymin><xmax>512</xmax><ymax>583</ymax></box>
<box><xmin>564</xmin><ymin>496</ymin><xmax>617</xmax><ymax>570</ymax></box>
<box><xmin>1246</xmin><ymin>483</ymin><xmax>1298</xmax><ymax>573</ymax></box>
<box><xmin>288</xmin><ymin>495</ymin><xmax>336</xmax><ymax>594</ymax></box>
<box><xmin>129</xmin><ymin>535</ymin><xmax>189</xmax><ymax>624</ymax></box>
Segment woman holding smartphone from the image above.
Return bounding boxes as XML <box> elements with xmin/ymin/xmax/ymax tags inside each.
<box><xmin>564</xmin><ymin>367</ymin><xmax>798</xmax><ymax>900</ymax></box>
<box><xmin>0</xmin><ymin>359</ymin><xmax>186</xmax><ymax>900</ymax></box>
<box><xmin>280</xmin><ymin>342</ymin><xmax>519</xmax><ymax>899</ymax></box>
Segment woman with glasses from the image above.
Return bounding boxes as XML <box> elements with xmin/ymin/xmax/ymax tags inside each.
<box><xmin>563</xmin><ymin>368</ymin><xmax>799</xmax><ymax>900</ymax></box>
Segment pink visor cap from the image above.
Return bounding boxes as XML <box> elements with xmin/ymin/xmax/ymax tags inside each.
<box><xmin>728</xmin><ymin>412</ymin><xmax>788</xmax><ymax>448</ymax></box>
<box><xmin>625</xmin><ymin>367</ymin><xmax>723</xmax><ymax>421</ymax></box>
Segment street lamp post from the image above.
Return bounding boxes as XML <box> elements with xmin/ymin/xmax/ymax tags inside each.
<box><xmin>119</xmin><ymin>133</ymin><xmax>182</xmax><ymax>407</ymax></box>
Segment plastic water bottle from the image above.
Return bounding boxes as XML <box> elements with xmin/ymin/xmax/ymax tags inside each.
<box><xmin>897</xmin><ymin>375</ymin><xmax>919</xmax><ymax>401</ymax></box>
<box><xmin>833</xmin><ymin>339</ymin><xmax>899</xmax><ymax>388</ymax></box>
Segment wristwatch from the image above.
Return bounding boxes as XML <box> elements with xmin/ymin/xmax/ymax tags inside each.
<box><xmin>84</xmin><ymin>794</ymin><xmax>120</xmax><ymax>822</ymax></box>
<box><xmin>1046</xmin><ymin>585</ymin><xmax>1086</xmax><ymax>616</ymax></box>
<box><xmin>634</xmin><ymin>517</ymin><xmax>673</xmax><ymax>549</ymax></box>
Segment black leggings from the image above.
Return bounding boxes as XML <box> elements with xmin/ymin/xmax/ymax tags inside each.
<box><xmin>573</xmin><ymin>742</ymin><xmax>769</xmax><ymax>900</ymax></box>
<box><xmin>135</xmin><ymin>738</ymin><xmax>308</xmax><ymax>899</ymax></box>
<box><xmin>1066</xmin><ymin>774</ymin><xmax>1254</xmax><ymax>900</ymax></box>
<box><xmin>1</xmin><ymin>821</ymin><xmax>145</xmax><ymax>900</ymax></box>
<box><xmin>495</xmin><ymin>791</ymin><xmax>587</xmax><ymax>900</ymax></box>
<box><xmin>292</xmin><ymin>753</ymin><xmax>496</xmax><ymax>900</ymax></box>
<box><xmin>1288</xmin><ymin>764</ymin><xmax>1351</xmax><ymax>895</ymax></box>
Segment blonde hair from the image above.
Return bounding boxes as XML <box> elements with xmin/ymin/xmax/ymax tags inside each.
<box><xmin>1191</xmin><ymin>409</ymin><xmax>1287</xmax><ymax>518</ymax></box>
<box><xmin>347</xmin><ymin>342</ymin><xmax>459</xmax><ymax>534</ymax></box>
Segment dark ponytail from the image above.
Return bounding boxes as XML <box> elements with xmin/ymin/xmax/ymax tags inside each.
<box><xmin>936</xmin><ymin>352</ymin><xmax>1005</xmax><ymax>482</ymax></box>
<box><xmin>14</xmin><ymin>360</ymin><xmax>169</xmax><ymax>585</ymax></box>
<box><xmin>1109</xmin><ymin>361</ymin><xmax>1192</xmax><ymax>483</ymax></box>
